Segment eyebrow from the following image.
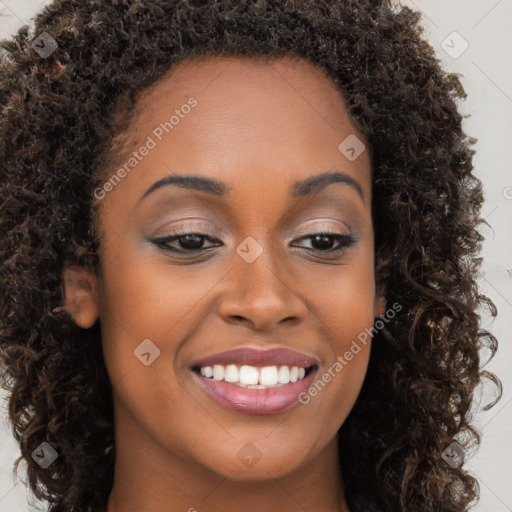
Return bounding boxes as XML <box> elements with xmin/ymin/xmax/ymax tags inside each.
<box><xmin>138</xmin><ymin>170</ymin><xmax>365</xmax><ymax>203</ymax></box>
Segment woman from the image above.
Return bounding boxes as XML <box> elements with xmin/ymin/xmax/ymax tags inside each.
<box><xmin>0</xmin><ymin>0</ymin><xmax>500</xmax><ymax>511</ymax></box>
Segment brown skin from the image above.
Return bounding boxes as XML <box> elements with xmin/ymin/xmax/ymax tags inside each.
<box><xmin>62</xmin><ymin>56</ymin><xmax>386</xmax><ymax>512</ymax></box>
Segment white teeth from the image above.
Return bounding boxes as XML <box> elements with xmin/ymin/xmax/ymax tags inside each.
<box><xmin>200</xmin><ymin>366</ymin><xmax>213</xmax><ymax>378</ymax></box>
<box><xmin>239</xmin><ymin>365</ymin><xmax>259</xmax><ymax>385</ymax></box>
<box><xmin>278</xmin><ymin>365</ymin><xmax>290</xmax><ymax>383</ymax></box>
<box><xmin>259</xmin><ymin>366</ymin><xmax>278</xmax><ymax>386</ymax></box>
<box><xmin>212</xmin><ymin>364</ymin><xmax>225</xmax><ymax>381</ymax></box>
<box><xmin>197</xmin><ymin>364</ymin><xmax>311</xmax><ymax>387</ymax></box>
<box><xmin>224</xmin><ymin>364</ymin><xmax>239</xmax><ymax>383</ymax></box>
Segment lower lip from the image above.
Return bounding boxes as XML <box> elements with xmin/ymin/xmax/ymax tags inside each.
<box><xmin>191</xmin><ymin>368</ymin><xmax>318</xmax><ymax>415</ymax></box>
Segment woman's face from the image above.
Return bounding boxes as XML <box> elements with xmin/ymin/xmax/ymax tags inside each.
<box><xmin>66</xmin><ymin>56</ymin><xmax>386</xmax><ymax>480</ymax></box>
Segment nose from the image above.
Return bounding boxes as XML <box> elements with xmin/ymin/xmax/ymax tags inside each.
<box><xmin>217</xmin><ymin>246</ymin><xmax>306</xmax><ymax>332</ymax></box>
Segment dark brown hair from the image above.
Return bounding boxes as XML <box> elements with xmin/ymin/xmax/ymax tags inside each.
<box><xmin>0</xmin><ymin>0</ymin><xmax>500</xmax><ymax>511</ymax></box>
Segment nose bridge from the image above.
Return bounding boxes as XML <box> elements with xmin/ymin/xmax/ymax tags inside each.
<box><xmin>218</xmin><ymin>235</ymin><xmax>305</xmax><ymax>330</ymax></box>
<box><xmin>239</xmin><ymin>238</ymin><xmax>284</xmax><ymax>297</ymax></box>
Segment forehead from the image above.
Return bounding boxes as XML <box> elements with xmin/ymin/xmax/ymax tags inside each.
<box><xmin>102</xmin><ymin>55</ymin><xmax>371</xmax><ymax>208</ymax></box>
<box><xmin>135</xmin><ymin>55</ymin><xmax>350</xmax><ymax>118</ymax></box>
<box><xmin>127</xmin><ymin>55</ymin><xmax>366</xmax><ymax>150</ymax></box>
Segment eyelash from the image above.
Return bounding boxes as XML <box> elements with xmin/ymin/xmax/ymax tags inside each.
<box><xmin>151</xmin><ymin>227</ymin><xmax>356</xmax><ymax>255</ymax></box>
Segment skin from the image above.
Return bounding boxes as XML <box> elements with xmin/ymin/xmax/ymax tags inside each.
<box><xmin>63</xmin><ymin>55</ymin><xmax>386</xmax><ymax>512</ymax></box>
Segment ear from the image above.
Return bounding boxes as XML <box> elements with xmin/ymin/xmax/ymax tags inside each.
<box><xmin>61</xmin><ymin>265</ymin><xmax>100</xmax><ymax>329</ymax></box>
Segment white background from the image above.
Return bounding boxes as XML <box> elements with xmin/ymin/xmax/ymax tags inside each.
<box><xmin>1</xmin><ymin>0</ymin><xmax>511</xmax><ymax>510</ymax></box>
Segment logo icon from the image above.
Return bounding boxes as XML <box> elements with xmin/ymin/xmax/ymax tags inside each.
<box><xmin>338</xmin><ymin>134</ymin><xmax>365</xmax><ymax>161</ymax></box>
<box><xmin>441</xmin><ymin>32</ymin><xmax>469</xmax><ymax>59</ymax></box>
<box><xmin>31</xmin><ymin>32</ymin><xmax>58</xmax><ymax>58</ymax></box>
<box><xmin>237</xmin><ymin>442</ymin><xmax>263</xmax><ymax>467</ymax></box>
<box><xmin>31</xmin><ymin>441</ymin><xmax>58</xmax><ymax>468</ymax></box>
<box><xmin>134</xmin><ymin>339</ymin><xmax>161</xmax><ymax>366</ymax></box>
<box><xmin>441</xmin><ymin>441</ymin><xmax>465</xmax><ymax>468</ymax></box>
<box><xmin>236</xmin><ymin>237</ymin><xmax>263</xmax><ymax>263</ymax></box>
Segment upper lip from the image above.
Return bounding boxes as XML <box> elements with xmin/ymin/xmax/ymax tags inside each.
<box><xmin>190</xmin><ymin>347</ymin><xmax>319</xmax><ymax>369</ymax></box>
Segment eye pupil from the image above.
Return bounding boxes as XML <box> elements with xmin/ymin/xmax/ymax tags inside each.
<box><xmin>312</xmin><ymin>234</ymin><xmax>335</xmax><ymax>250</ymax></box>
<box><xmin>180</xmin><ymin>234</ymin><xmax>204</xmax><ymax>250</ymax></box>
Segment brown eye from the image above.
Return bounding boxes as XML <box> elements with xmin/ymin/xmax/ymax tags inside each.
<box><xmin>174</xmin><ymin>234</ymin><xmax>208</xmax><ymax>251</ymax></box>
<box><xmin>152</xmin><ymin>232</ymin><xmax>221</xmax><ymax>253</ymax></box>
<box><xmin>292</xmin><ymin>232</ymin><xmax>356</xmax><ymax>253</ymax></box>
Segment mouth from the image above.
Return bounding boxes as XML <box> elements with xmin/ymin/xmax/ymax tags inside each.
<box><xmin>189</xmin><ymin>347</ymin><xmax>320</xmax><ymax>415</ymax></box>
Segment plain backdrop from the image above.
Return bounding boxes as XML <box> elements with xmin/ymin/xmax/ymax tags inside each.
<box><xmin>1</xmin><ymin>0</ymin><xmax>511</xmax><ymax>511</ymax></box>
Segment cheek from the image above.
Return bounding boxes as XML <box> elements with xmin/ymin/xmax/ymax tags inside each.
<box><xmin>96</xmin><ymin>251</ymin><xmax>220</xmax><ymax>383</ymax></box>
<box><xmin>296</xmin><ymin>294</ymin><xmax>373</xmax><ymax>444</ymax></box>
<box><xmin>294</xmin><ymin>240</ymin><xmax>378</xmax><ymax>337</ymax></box>
<box><xmin>292</xmin><ymin>247</ymin><xmax>377</xmax><ymax>417</ymax></box>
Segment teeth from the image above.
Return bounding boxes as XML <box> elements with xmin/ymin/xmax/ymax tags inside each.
<box><xmin>200</xmin><ymin>366</ymin><xmax>213</xmax><ymax>378</ymax></box>
<box><xmin>224</xmin><ymin>364</ymin><xmax>238</xmax><ymax>383</ymax></box>
<box><xmin>239</xmin><ymin>365</ymin><xmax>259</xmax><ymax>385</ymax></box>
<box><xmin>277</xmin><ymin>365</ymin><xmax>290</xmax><ymax>384</ymax></box>
<box><xmin>198</xmin><ymin>364</ymin><xmax>311</xmax><ymax>387</ymax></box>
<box><xmin>212</xmin><ymin>364</ymin><xmax>225</xmax><ymax>381</ymax></box>
<box><xmin>259</xmin><ymin>366</ymin><xmax>278</xmax><ymax>386</ymax></box>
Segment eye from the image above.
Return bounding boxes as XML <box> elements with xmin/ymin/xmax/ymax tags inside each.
<box><xmin>151</xmin><ymin>227</ymin><xmax>356</xmax><ymax>255</ymax></box>
<box><xmin>291</xmin><ymin>229</ymin><xmax>356</xmax><ymax>253</ymax></box>
<box><xmin>151</xmin><ymin>230</ymin><xmax>221</xmax><ymax>253</ymax></box>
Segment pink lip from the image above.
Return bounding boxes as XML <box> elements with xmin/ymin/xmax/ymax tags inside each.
<box><xmin>190</xmin><ymin>347</ymin><xmax>319</xmax><ymax>369</ymax></box>
<box><xmin>191</xmin><ymin>367</ymin><xmax>318</xmax><ymax>415</ymax></box>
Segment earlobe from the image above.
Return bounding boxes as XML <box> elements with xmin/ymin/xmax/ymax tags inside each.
<box><xmin>61</xmin><ymin>265</ymin><xmax>100</xmax><ymax>329</ymax></box>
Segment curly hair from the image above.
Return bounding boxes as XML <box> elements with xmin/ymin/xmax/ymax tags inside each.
<box><xmin>0</xmin><ymin>0</ymin><xmax>500</xmax><ymax>511</ymax></box>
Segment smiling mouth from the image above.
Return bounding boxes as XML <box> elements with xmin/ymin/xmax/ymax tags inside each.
<box><xmin>191</xmin><ymin>363</ymin><xmax>317</xmax><ymax>389</ymax></box>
